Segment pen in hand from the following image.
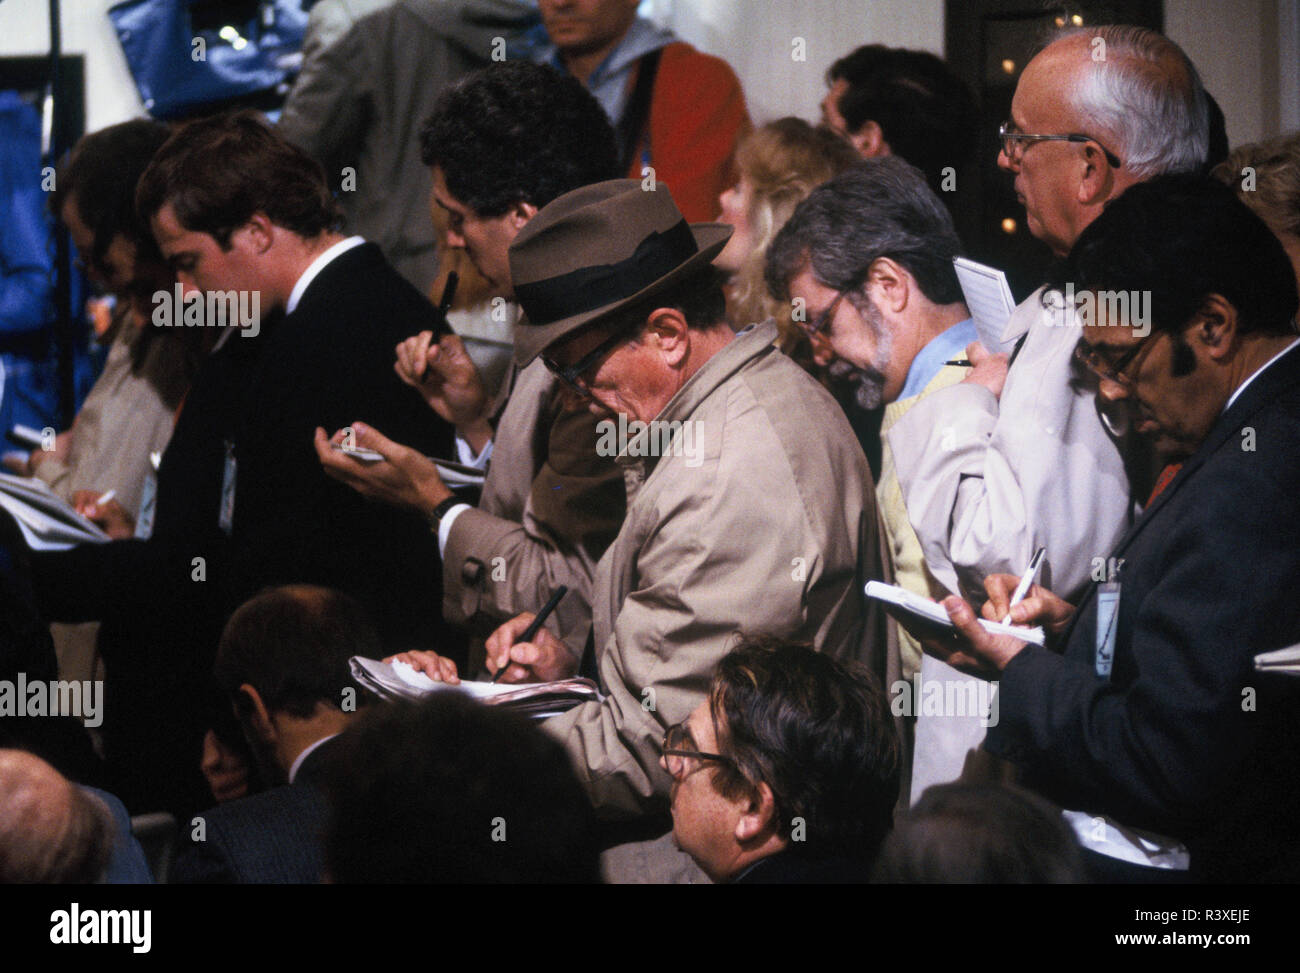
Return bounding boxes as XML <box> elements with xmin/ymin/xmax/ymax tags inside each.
<box><xmin>1002</xmin><ymin>547</ymin><xmax>1046</xmax><ymax>625</ymax></box>
<box><xmin>493</xmin><ymin>584</ymin><xmax>569</xmax><ymax>682</ymax></box>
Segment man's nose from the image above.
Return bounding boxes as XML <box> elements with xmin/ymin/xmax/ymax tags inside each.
<box><xmin>177</xmin><ymin>274</ymin><xmax>201</xmax><ymax>299</ymax></box>
<box><xmin>997</xmin><ymin>145</ymin><xmax>1018</xmax><ymax>173</ymax></box>
<box><xmin>444</xmin><ymin>226</ymin><xmax>466</xmax><ymax>249</ymax></box>
<box><xmin>1096</xmin><ymin>376</ymin><xmax>1129</xmax><ymax>402</ymax></box>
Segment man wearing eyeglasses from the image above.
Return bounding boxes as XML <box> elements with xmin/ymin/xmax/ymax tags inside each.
<box><xmin>920</xmin><ymin>174</ymin><xmax>1300</xmax><ymax>882</ymax></box>
<box><xmin>393</xmin><ymin>180</ymin><xmax>884</xmax><ymax>882</ymax></box>
<box><xmin>660</xmin><ymin>637</ymin><xmax>898</xmax><ymax>884</ymax></box>
<box><xmin>879</xmin><ymin>26</ymin><xmax>1210</xmax><ymax>803</ymax></box>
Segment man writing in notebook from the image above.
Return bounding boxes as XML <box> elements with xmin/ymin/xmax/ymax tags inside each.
<box><xmin>396</xmin><ymin>179</ymin><xmax>884</xmax><ymax>883</ymax></box>
<box><xmin>924</xmin><ymin>175</ymin><xmax>1300</xmax><ymax>882</ymax></box>
<box><xmin>315</xmin><ymin>62</ymin><xmax>626</xmax><ymax>650</ymax></box>
<box><xmin>880</xmin><ymin>26</ymin><xmax>1211</xmax><ymax>801</ymax></box>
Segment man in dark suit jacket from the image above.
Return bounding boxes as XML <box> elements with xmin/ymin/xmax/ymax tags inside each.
<box><xmin>171</xmin><ymin>584</ymin><xmax>375</xmax><ymax>884</ymax></box>
<box><xmin>921</xmin><ymin>175</ymin><xmax>1300</xmax><ymax>882</ymax></box>
<box><xmin>32</xmin><ymin>113</ymin><xmax>457</xmax><ymax>816</ymax></box>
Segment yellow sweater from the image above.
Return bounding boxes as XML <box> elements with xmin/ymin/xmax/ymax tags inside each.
<box><xmin>878</xmin><ymin>364</ymin><xmax>969</xmax><ymax>679</ymax></box>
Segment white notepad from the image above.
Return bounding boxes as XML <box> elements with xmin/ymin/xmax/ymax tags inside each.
<box><xmin>866</xmin><ymin>581</ymin><xmax>1045</xmax><ymax>646</ymax></box>
<box><xmin>954</xmin><ymin>257</ymin><xmax>1018</xmax><ymax>354</ymax></box>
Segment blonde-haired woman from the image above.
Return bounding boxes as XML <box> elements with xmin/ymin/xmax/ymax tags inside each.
<box><xmin>714</xmin><ymin>117</ymin><xmax>859</xmax><ymax>359</ymax></box>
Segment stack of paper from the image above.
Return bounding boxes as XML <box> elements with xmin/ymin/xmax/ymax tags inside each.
<box><xmin>349</xmin><ymin>656</ymin><xmax>601</xmax><ymax>719</ymax></box>
<box><xmin>0</xmin><ymin>473</ymin><xmax>111</xmax><ymax>551</ymax></box>
<box><xmin>954</xmin><ymin>257</ymin><xmax>1019</xmax><ymax>354</ymax></box>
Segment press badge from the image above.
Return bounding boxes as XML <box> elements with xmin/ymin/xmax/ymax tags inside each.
<box><xmin>219</xmin><ymin>440</ymin><xmax>237</xmax><ymax>536</ymax></box>
<box><xmin>134</xmin><ymin>471</ymin><xmax>157</xmax><ymax>539</ymax></box>
<box><xmin>1095</xmin><ymin>581</ymin><xmax>1120</xmax><ymax>678</ymax></box>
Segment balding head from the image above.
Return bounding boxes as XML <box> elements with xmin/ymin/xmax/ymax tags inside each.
<box><xmin>0</xmin><ymin>750</ymin><xmax>112</xmax><ymax>883</ymax></box>
<box><xmin>1001</xmin><ymin>26</ymin><xmax>1208</xmax><ymax>255</ymax></box>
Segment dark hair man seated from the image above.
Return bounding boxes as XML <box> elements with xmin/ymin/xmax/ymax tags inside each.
<box><xmin>661</xmin><ymin>636</ymin><xmax>899</xmax><ymax>883</ymax></box>
<box><xmin>873</xmin><ymin>782</ymin><xmax>1085</xmax><ymax>883</ymax></box>
<box><xmin>170</xmin><ymin>585</ymin><xmax>377</xmax><ymax>884</ymax></box>
<box><xmin>323</xmin><ymin>693</ymin><xmax>601</xmax><ymax>883</ymax></box>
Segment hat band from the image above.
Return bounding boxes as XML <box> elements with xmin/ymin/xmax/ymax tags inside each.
<box><xmin>515</xmin><ymin>219</ymin><xmax>698</xmax><ymax>325</ymax></box>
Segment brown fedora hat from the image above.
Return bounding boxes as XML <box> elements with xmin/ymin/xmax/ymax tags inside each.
<box><xmin>509</xmin><ymin>178</ymin><xmax>731</xmax><ymax>365</ymax></box>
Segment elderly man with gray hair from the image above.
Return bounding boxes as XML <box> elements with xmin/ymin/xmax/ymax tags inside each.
<box><xmin>835</xmin><ymin>27</ymin><xmax>1211</xmax><ymax>823</ymax></box>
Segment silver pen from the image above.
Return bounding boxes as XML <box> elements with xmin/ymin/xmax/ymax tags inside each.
<box><xmin>1002</xmin><ymin>547</ymin><xmax>1046</xmax><ymax>625</ymax></box>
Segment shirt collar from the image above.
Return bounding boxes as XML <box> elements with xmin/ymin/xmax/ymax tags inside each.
<box><xmin>532</xmin><ymin>17</ymin><xmax>674</xmax><ymax>124</ymax></box>
<box><xmin>286</xmin><ymin>236</ymin><xmax>366</xmax><ymax>314</ymax></box>
<box><xmin>898</xmin><ymin>318</ymin><xmax>979</xmax><ymax>401</ymax></box>
<box><xmin>288</xmin><ymin>733</ymin><xmax>341</xmax><ymax>784</ymax></box>
<box><xmin>1223</xmin><ymin>336</ymin><xmax>1300</xmax><ymax>414</ymax></box>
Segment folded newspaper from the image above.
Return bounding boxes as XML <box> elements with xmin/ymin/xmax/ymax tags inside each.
<box><xmin>0</xmin><ymin>472</ymin><xmax>111</xmax><ymax>551</ymax></box>
<box><xmin>349</xmin><ymin>656</ymin><xmax>601</xmax><ymax>719</ymax></box>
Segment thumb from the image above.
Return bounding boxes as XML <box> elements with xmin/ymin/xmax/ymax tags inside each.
<box><xmin>349</xmin><ymin>422</ymin><xmax>399</xmax><ymax>454</ymax></box>
<box><xmin>966</xmin><ymin>341</ymin><xmax>988</xmax><ymax>365</ymax></box>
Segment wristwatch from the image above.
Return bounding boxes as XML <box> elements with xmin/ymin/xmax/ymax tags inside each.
<box><xmin>425</xmin><ymin>495</ymin><xmax>464</xmax><ymax>532</ymax></box>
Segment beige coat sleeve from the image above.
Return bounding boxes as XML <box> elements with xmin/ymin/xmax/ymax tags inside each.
<box><xmin>544</xmin><ymin>443</ymin><xmax>864</xmax><ymax>818</ymax></box>
<box><xmin>441</xmin><ymin>367</ymin><xmax>625</xmax><ymax>645</ymax></box>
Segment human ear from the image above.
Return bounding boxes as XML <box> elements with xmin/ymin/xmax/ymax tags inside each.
<box><xmin>867</xmin><ymin>257</ymin><xmax>909</xmax><ymax>314</ymax></box>
<box><xmin>236</xmin><ymin>683</ymin><xmax>276</xmax><ymax>744</ymax></box>
<box><xmin>1194</xmin><ymin>293</ymin><xmax>1239</xmax><ymax>360</ymax></box>
<box><xmin>241</xmin><ymin>212</ymin><xmax>276</xmax><ymax>253</ymax></box>
<box><xmin>733</xmin><ymin>780</ymin><xmax>778</xmax><ymax>843</ymax></box>
<box><xmin>1076</xmin><ymin>143</ymin><xmax>1114</xmax><ymax>207</ymax></box>
<box><xmin>510</xmin><ymin>201</ymin><xmax>539</xmax><ymax>229</ymax></box>
<box><xmin>646</xmin><ymin>308</ymin><xmax>690</xmax><ymax>366</ymax></box>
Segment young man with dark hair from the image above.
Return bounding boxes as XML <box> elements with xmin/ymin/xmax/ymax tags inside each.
<box><xmin>822</xmin><ymin>44</ymin><xmax>978</xmax><ymax>200</ymax></box>
<box><xmin>324</xmin><ymin>692</ymin><xmax>601</xmax><ymax>883</ymax></box>
<box><xmin>317</xmin><ymin>61</ymin><xmax>626</xmax><ymax>652</ymax></box>
<box><xmin>926</xmin><ymin>175</ymin><xmax>1300</xmax><ymax>882</ymax></box>
<box><xmin>662</xmin><ymin>636</ymin><xmax>899</xmax><ymax>883</ymax></box>
<box><xmin>171</xmin><ymin>584</ymin><xmax>376</xmax><ymax>884</ymax></box>
<box><xmin>31</xmin><ymin>111</ymin><xmax>457</xmax><ymax>817</ymax></box>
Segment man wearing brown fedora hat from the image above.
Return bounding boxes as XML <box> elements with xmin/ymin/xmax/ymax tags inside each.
<box><xmin>396</xmin><ymin>179</ymin><xmax>888</xmax><ymax>882</ymax></box>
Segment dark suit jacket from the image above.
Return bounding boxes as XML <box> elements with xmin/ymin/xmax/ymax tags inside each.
<box><xmin>985</xmin><ymin>343</ymin><xmax>1300</xmax><ymax>882</ymax></box>
<box><xmin>31</xmin><ymin>243</ymin><xmax>457</xmax><ymax>815</ymax></box>
<box><xmin>170</xmin><ymin>737</ymin><xmax>339</xmax><ymax>884</ymax></box>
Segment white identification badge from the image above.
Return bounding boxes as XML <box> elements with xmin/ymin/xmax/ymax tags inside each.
<box><xmin>219</xmin><ymin>440</ymin><xmax>237</xmax><ymax>536</ymax></box>
<box><xmin>134</xmin><ymin>471</ymin><xmax>157</xmax><ymax>539</ymax></box>
<box><xmin>1095</xmin><ymin>581</ymin><xmax>1120</xmax><ymax>678</ymax></box>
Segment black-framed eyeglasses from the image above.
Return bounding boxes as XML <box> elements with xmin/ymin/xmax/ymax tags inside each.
<box><xmin>999</xmin><ymin>121</ymin><xmax>1123</xmax><ymax>169</ymax></box>
<box><xmin>662</xmin><ymin>721</ymin><xmax>733</xmax><ymax>780</ymax></box>
<box><xmin>799</xmin><ymin>289</ymin><xmax>848</xmax><ymax>339</ymax></box>
<box><xmin>1073</xmin><ymin>334</ymin><xmax>1155</xmax><ymax>389</ymax></box>
<box><xmin>541</xmin><ymin>326</ymin><xmax>634</xmax><ymax>395</ymax></box>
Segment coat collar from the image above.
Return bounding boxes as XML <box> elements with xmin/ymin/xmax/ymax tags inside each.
<box><xmin>614</xmin><ymin>320</ymin><xmax>777</xmax><ymax>473</ymax></box>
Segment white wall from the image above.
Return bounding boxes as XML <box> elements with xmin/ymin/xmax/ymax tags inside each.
<box><xmin>0</xmin><ymin>0</ymin><xmax>146</xmax><ymax>131</ymax></box>
<box><xmin>1165</xmin><ymin>0</ymin><xmax>1298</xmax><ymax>146</ymax></box>
<box><xmin>655</xmin><ymin>0</ymin><xmax>945</xmax><ymax>125</ymax></box>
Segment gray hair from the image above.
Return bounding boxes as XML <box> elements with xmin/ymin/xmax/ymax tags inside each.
<box><xmin>1056</xmin><ymin>25</ymin><xmax>1209</xmax><ymax>178</ymax></box>
<box><xmin>764</xmin><ymin>156</ymin><xmax>964</xmax><ymax>305</ymax></box>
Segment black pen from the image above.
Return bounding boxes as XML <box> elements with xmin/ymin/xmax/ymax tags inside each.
<box><xmin>944</xmin><ymin>359</ymin><xmax>973</xmax><ymax>367</ymax></box>
<box><xmin>493</xmin><ymin>584</ymin><xmax>568</xmax><ymax>682</ymax></box>
<box><xmin>434</xmin><ymin>270</ymin><xmax>459</xmax><ymax>338</ymax></box>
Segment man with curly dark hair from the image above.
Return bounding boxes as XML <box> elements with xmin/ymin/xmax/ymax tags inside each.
<box><xmin>317</xmin><ymin>61</ymin><xmax>626</xmax><ymax>655</ymax></box>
